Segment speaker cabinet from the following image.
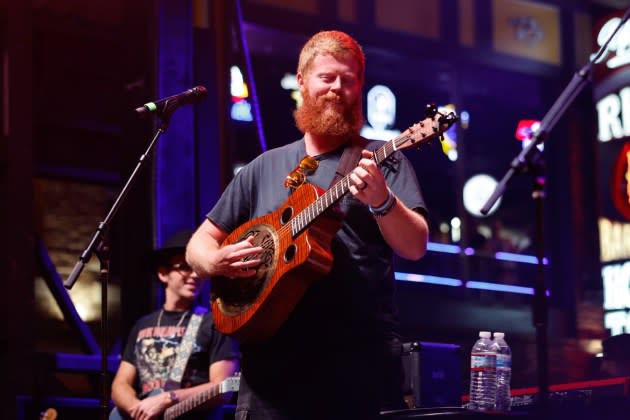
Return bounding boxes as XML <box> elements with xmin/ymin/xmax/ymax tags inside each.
<box><xmin>402</xmin><ymin>341</ymin><xmax>463</xmax><ymax>408</ymax></box>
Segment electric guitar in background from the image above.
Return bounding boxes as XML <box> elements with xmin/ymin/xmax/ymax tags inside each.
<box><xmin>109</xmin><ymin>374</ymin><xmax>240</xmax><ymax>420</ymax></box>
<box><xmin>163</xmin><ymin>375</ymin><xmax>240</xmax><ymax>420</ymax></box>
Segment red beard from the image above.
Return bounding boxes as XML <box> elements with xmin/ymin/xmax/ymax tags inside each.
<box><xmin>294</xmin><ymin>90</ymin><xmax>363</xmax><ymax>137</ymax></box>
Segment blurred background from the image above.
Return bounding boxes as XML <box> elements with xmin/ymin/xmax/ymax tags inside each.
<box><xmin>2</xmin><ymin>0</ymin><xmax>630</xmax><ymax>418</ymax></box>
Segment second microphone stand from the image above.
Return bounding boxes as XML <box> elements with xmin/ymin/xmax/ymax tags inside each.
<box><xmin>64</xmin><ymin>110</ymin><xmax>175</xmax><ymax>420</ymax></box>
<box><xmin>479</xmin><ymin>6</ymin><xmax>630</xmax><ymax>410</ymax></box>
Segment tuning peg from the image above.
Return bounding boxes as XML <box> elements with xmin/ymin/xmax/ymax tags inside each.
<box><xmin>425</xmin><ymin>103</ymin><xmax>438</xmax><ymax>118</ymax></box>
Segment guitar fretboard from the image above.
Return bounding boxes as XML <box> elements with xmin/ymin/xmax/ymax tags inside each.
<box><xmin>163</xmin><ymin>377</ymin><xmax>240</xmax><ymax>420</ymax></box>
<box><xmin>289</xmin><ymin>131</ymin><xmax>418</xmax><ymax>237</ymax></box>
<box><xmin>163</xmin><ymin>387</ymin><xmax>218</xmax><ymax>420</ymax></box>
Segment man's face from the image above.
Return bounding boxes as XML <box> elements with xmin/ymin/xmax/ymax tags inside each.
<box><xmin>158</xmin><ymin>255</ymin><xmax>203</xmax><ymax>301</ymax></box>
<box><xmin>294</xmin><ymin>54</ymin><xmax>363</xmax><ymax>137</ymax></box>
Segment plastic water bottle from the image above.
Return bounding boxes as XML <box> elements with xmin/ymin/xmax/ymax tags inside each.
<box><xmin>469</xmin><ymin>331</ymin><xmax>496</xmax><ymax>411</ymax></box>
<box><xmin>492</xmin><ymin>332</ymin><xmax>512</xmax><ymax>411</ymax></box>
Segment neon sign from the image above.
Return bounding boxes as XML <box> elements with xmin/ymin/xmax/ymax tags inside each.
<box><xmin>612</xmin><ymin>143</ymin><xmax>630</xmax><ymax>220</ymax></box>
<box><xmin>596</xmin><ymin>87</ymin><xmax>630</xmax><ymax>142</ymax></box>
<box><xmin>230</xmin><ymin>66</ymin><xmax>253</xmax><ymax>122</ymax></box>
<box><xmin>592</xmin><ymin>16</ymin><xmax>630</xmax><ymax>70</ymax></box>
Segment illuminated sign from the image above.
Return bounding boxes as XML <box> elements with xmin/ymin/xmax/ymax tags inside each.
<box><xmin>230</xmin><ymin>66</ymin><xmax>253</xmax><ymax>122</ymax></box>
<box><xmin>612</xmin><ymin>143</ymin><xmax>630</xmax><ymax>220</ymax></box>
<box><xmin>603</xmin><ymin>260</ymin><xmax>630</xmax><ymax>335</ymax></box>
<box><xmin>600</xmin><ymin>218</ymin><xmax>630</xmax><ymax>334</ymax></box>
<box><xmin>599</xmin><ymin>218</ymin><xmax>630</xmax><ymax>263</ymax></box>
<box><xmin>515</xmin><ymin>119</ymin><xmax>544</xmax><ymax>152</ymax></box>
<box><xmin>361</xmin><ymin>85</ymin><xmax>401</xmax><ymax>141</ymax></box>
<box><xmin>603</xmin><ymin>261</ymin><xmax>630</xmax><ymax>310</ymax></box>
<box><xmin>593</xmin><ymin>14</ymin><xmax>630</xmax><ymax>338</ymax></box>
<box><xmin>596</xmin><ymin>87</ymin><xmax>630</xmax><ymax>142</ymax></box>
<box><xmin>605</xmin><ymin>309</ymin><xmax>630</xmax><ymax>335</ymax></box>
<box><xmin>592</xmin><ymin>16</ymin><xmax>630</xmax><ymax>70</ymax></box>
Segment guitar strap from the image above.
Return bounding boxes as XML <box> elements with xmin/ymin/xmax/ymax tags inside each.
<box><xmin>164</xmin><ymin>306</ymin><xmax>208</xmax><ymax>390</ymax></box>
<box><xmin>328</xmin><ymin>136</ymin><xmax>368</xmax><ymax>188</ymax></box>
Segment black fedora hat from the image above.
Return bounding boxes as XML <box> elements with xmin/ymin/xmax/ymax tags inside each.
<box><xmin>149</xmin><ymin>229</ymin><xmax>194</xmax><ymax>268</ymax></box>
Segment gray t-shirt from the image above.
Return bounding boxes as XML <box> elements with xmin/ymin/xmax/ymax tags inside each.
<box><xmin>207</xmin><ymin>138</ymin><xmax>426</xmax><ymax>417</ymax></box>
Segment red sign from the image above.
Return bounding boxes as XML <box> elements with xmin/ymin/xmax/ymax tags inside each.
<box><xmin>612</xmin><ymin>142</ymin><xmax>630</xmax><ymax>220</ymax></box>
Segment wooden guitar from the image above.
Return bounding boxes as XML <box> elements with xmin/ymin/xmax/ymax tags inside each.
<box><xmin>211</xmin><ymin>106</ymin><xmax>458</xmax><ymax>342</ymax></box>
<box><xmin>109</xmin><ymin>375</ymin><xmax>240</xmax><ymax>420</ymax></box>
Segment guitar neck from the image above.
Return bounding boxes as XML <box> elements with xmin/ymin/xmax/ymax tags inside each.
<box><xmin>163</xmin><ymin>385</ymin><xmax>219</xmax><ymax>420</ymax></box>
<box><xmin>163</xmin><ymin>376</ymin><xmax>240</xmax><ymax>420</ymax></box>
<box><xmin>290</xmin><ymin>134</ymin><xmax>405</xmax><ymax>237</ymax></box>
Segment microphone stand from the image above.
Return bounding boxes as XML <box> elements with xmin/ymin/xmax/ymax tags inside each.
<box><xmin>480</xmin><ymin>8</ymin><xmax>630</xmax><ymax>417</ymax></box>
<box><xmin>64</xmin><ymin>109</ymin><xmax>175</xmax><ymax>420</ymax></box>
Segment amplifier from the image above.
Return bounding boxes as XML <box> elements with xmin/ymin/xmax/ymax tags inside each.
<box><xmin>402</xmin><ymin>341</ymin><xmax>463</xmax><ymax>408</ymax></box>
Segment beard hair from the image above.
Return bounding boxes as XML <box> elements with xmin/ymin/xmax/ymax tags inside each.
<box><xmin>294</xmin><ymin>90</ymin><xmax>363</xmax><ymax>137</ymax></box>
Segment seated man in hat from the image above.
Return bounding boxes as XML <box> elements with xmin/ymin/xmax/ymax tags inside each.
<box><xmin>111</xmin><ymin>230</ymin><xmax>240</xmax><ymax>420</ymax></box>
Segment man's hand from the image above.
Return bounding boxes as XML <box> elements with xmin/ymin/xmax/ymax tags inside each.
<box><xmin>127</xmin><ymin>392</ymin><xmax>171</xmax><ymax>420</ymax></box>
<box><xmin>348</xmin><ymin>150</ymin><xmax>389</xmax><ymax>207</ymax></box>
<box><xmin>211</xmin><ymin>235</ymin><xmax>263</xmax><ymax>279</ymax></box>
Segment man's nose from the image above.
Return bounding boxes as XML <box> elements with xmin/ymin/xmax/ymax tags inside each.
<box><xmin>330</xmin><ymin>76</ymin><xmax>342</xmax><ymax>91</ymax></box>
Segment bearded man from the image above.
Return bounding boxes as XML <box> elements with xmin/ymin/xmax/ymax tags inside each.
<box><xmin>186</xmin><ymin>30</ymin><xmax>429</xmax><ymax>420</ymax></box>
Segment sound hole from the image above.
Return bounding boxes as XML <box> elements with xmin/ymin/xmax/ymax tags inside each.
<box><xmin>211</xmin><ymin>224</ymin><xmax>278</xmax><ymax>312</ymax></box>
<box><xmin>284</xmin><ymin>244</ymin><xmax>296</xmax><ymax>263</ymax></box>
<box><xmin>280</xmin><ymin>206</ymin><xmax>293</xmax><ymax>225</ymax></box>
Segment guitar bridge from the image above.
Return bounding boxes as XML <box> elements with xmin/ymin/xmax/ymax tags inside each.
<box><xmin>211</xmin><ymin>224</ymin><xmax>279</xmax><ymax>311</ymax></box>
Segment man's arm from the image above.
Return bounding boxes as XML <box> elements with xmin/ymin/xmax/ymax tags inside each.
<box><xmin>111</xmin><ymin>359</ymin><xmax>240</xmax><ymax>419</ymax></box>
<box><xmin>111</xmin><ymin>360</ymin><xmax>174</xmax><ymax>419</ymax></box>
<box><xmin>186</xmin><ymin>219</ymin><xmax>263</xmax><ymax>279</ymax></box>
<box><xmin>349</xmin><ymin>151</ymin><xmax>428</xmax><ymax>260</ymax></box>
<box><xmin>111</xmin><ymin>361</ymin><xmax>141</xmax><ymax>415</ymax></box>
<box><xmin>372</xmin><ymin>196</ymin><xmax>429</xmax><ymax>260</ymax></box>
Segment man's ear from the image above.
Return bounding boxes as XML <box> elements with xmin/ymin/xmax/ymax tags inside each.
<box><xmin>156</xmin><ymin>266</ymin><xmax>169</xmax><ymax>284</ymax></box>
<box><xmin>297</xmin><ymin>72</ymin><xmax>304</xmax><ymax>89</ymax></box>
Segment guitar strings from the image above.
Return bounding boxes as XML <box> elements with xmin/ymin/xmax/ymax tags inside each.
<box><xmin>289</xmin><ymin>114</ymin><xmax>445</xmax><ymax>235</ymax></box>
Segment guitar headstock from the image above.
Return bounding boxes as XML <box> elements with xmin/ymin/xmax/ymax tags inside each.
<box><xmin>395</xmin><ymin>104</ymin><xmax>458</xmax><ymax>151</ymax></box>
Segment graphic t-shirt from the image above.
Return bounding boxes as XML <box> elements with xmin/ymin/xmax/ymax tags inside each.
<box><xmin>122</xmin><ymin>309</ymin><xmax>239</xmax><ymax>395</ymax></box>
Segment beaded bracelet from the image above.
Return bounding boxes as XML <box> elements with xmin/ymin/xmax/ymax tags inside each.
<box><xmin>369</xmin><ymin>188</ymin><xmax>396</xmax><ymax>217</ymax></box>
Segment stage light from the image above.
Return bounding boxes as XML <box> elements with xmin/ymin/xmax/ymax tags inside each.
<box><xmin>463</xmin><ymin>174</ymin><xmax>501</xmax><ymax>217</ymax></box>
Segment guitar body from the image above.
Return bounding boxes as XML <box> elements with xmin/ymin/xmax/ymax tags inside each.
<box><xmin>211</xmin><ymin>183</ymin><xmax>343</xmax><ymax>341</ymax></box>
<box><xmin>211</xmin><ymin>110</ymin><xmax>458</xmax><ymax>342</ymax></box>
<box><xmin>109</xmin><ymin>375</ymin><xmax>240</xmax><ymax>420</ymax></box>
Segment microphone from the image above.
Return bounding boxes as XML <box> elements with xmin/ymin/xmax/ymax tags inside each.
<box><xmin>135</xmin><ymin>86</ymin><xmax>208</xmax><ymax>116</ymax></box>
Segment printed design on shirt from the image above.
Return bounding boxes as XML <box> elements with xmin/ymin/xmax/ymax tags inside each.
<box><xmin>134</xmin><ymin>325</ymin><xmax>201</xmax><ymax>394</ymax></box>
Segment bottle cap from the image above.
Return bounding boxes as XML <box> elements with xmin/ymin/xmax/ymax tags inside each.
<box><xmin>494</xmin><ymin>332</ymin><xmax>505</xmax><ymax>339</ymax></box>
<box><xmin>479</xmin><ymin>331</ymin><xmax>491</xmax><ymax>338</ymax></box>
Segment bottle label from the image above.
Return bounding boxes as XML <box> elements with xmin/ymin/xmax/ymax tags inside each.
<box><xmin>496</xmin><ymin>354</ymin><xmax>511</xmax><ymax>369</ymax></box>
<box><xmin>471</xmin><ymin>353</ymin><xmax>496</xmax><ymax>369</ymax></box>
